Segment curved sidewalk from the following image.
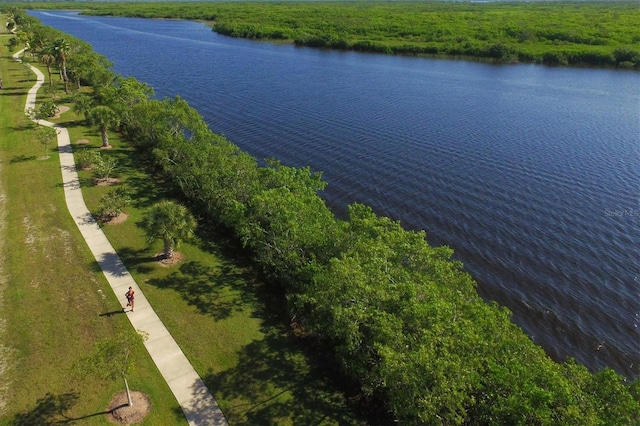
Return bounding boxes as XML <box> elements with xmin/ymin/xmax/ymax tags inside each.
<box><xmin>16</xmin><ymin>53</ymin><xmax>228</xmax><ymax>426</ymax></box>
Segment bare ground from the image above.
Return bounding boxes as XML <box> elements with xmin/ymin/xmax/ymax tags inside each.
<box><xmin>106</xmin><ymin>391</ymin><xmax>151</xmax><ymax>425</ymax></box>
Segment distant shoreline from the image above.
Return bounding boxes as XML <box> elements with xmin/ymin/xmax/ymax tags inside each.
<box><xmin>22</xmin><ymin>1</ymin><xmax>640</xmax><ymax>69</ymax></box>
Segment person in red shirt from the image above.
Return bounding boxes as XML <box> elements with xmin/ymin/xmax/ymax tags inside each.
<box><xmin>125</xmin><ymin>286</ymin><xmax>135</xmax><ymax>312</ymax></box>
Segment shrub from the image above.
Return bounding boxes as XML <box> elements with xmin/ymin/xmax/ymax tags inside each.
<box><xmin>75</xmin><ymin>148</ymin><xmax>101</xmax><ymax>170</ymax></box>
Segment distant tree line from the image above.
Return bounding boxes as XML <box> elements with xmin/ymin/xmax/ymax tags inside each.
<box><xmin>22</xmin><ymin>1</ymin><xmax>640</xmax><ymax>68</ymax></box>
<box><xmin>6</xmin><ymin>8</ymin><xmax>640</xmax><ymax>425</ymax></box>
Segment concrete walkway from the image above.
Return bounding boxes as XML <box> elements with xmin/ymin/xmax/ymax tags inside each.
<box><xmin>15</xmin><ymin>52</ymin><xmax>228</xmax><ymax>426</ymax></box>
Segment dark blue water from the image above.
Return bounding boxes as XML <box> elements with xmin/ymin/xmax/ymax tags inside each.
<box><xmin>31</xmin><ymin>11</ymin><xmax>640</xmax><ymax>379</ymax></box>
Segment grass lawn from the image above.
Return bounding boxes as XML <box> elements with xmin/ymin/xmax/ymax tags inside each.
<box><xmin>0</xmin><ymin>19</ymin><xmax>369</xmax><ymax>426</ymax></box>
<box><xmin>0</xmin><ymin>30</ymin><xmax>186</xmax><ymax>426</ymax></box>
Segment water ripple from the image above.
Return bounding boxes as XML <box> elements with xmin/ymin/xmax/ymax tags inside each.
<box><xmin>31</xmin><ymin>10</ymin><xmax>640</xmax><ymax>379</ymax></box>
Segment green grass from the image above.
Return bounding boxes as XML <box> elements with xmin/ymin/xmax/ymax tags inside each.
<box><xmin>0</xmin><ymin>29</ymin><xmax>186</xmax><ymax>426</ymax></box>
<box><xmin>0</xmin><ymin>18</ymin><xmax>368</xmax><ymax>426</ymax></box>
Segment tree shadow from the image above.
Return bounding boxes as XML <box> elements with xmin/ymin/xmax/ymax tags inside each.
<box><xmin>53</xmin><ymin>175</ymin><xmax>92</xmax><ymax>191</ymax></box>
<box><xmin>125</xmin><ymin>174</ymin><xmax>162</xmax><ymax>209</ymax></box>
<box><xmin>146</xmin><ymin>260</ymin><xmax>256</xmax><ymax>321</ymax></box>
<box><xmin>117</xmin><ymin>246</ymin><xmax>158</xmax><ymax>274</ymax></box>
<box><xmin>9</xmin><ymin>154</ymin><xmax>36</xmax><ymax>164</ymax></box>
<box><xmin>177</xmin><ymin>378</ymin><xmax>228</xmax><ymax>426</ymax></box>
<box><xmin>95</xmin><ymin>251</ymin><xmax>131</xmax><ymax>278</ymax></box>
<box><xmin>54</xmin><ymin>119</ymin><xmax>85</xmax><ymax>129</ymax></box>
<box><xmin>7</xmin><ymin>392</ymin><xmax>92</xmax><ymax>425</ymax></box>
<box><xmin>9</xmin><ymin>391</ymin><xmax>124</xmax><ymax>425</ymax></box>
<box><xmin>202</xmin><ymin>330</ymin><xmax>384</xmax><ymax>425</ymax></box>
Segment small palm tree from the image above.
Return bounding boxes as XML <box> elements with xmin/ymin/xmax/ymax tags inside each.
<box><xmin>88</xmin><ymin>105</ymin><xmax>120</xmax><ymax>147</ymax></box>
<box><xmin>73</xmin><ymin>94</ymin><xmax>95</xmax><ymax>123</ymax></box>
<box><xmin>141</xmin><ymin>200</ymin><xmax>196</xmax><ymax>259</ymax></box>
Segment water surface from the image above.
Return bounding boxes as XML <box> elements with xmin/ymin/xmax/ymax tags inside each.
<box><xmin>31</xmin><ymin>10</ymin><xmax>640</xmax><ymax>378</ymax></box>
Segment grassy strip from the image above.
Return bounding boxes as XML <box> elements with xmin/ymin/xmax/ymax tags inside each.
<box><xmin>0</xmin><ymin>29</ymin><xmax>186</xmax><ymax>425</ymax></box>
<box><xmin>0</xmin><ymin>21</ymin><xmax>369</xmax><ymax>426</ymax></box>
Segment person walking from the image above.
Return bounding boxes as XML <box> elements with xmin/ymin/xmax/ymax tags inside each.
<box><xmin>125</xmin><ymin>286</ymin><xmax>135</xmax><ymax>312</ymax></box>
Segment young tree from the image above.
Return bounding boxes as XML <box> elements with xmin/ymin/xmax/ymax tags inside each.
<box><xmin>98</xmin><ymin>185</ymin><xmax>131</xmax><ymax>221</ymax></box>
<box><xmin>75</xmin><ymin>148</ymin><xmax>101</xmax><ymax>170</ymax></box>
<box><xmin>35</xmin><ymin>126</ymin><xmax>57</xmax><ymax>158</ymax></box>
<box><xmin>93</xmin><ymin>153</ymin><xmax>118</xmax><ymax>182</ymax></box>
<box><xmin>74</xmin><ymin>331</ymin><xmax>148</xmax><ymax>407</ymax></box>
<box><xmin>141</xmin><ymin>200</ymin><xmax>196</xmax><ymax>259</ymax></box>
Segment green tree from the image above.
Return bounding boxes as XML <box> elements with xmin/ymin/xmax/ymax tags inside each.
<box><xmin>35</xmin><ymin>126</ymin><xmax>57</xmax><ymax>158</ymax></box>
<box><xmin>93</xmin><ymin>153</ymin><xmax>117</xmax><ymax>181</ymax></box>
<box><xmin>74</xmin><ymin>331</ymin><xmax>147</xmax><ymax>407</ymax></box>
<box><xmin>65</xmin><ymin>42</ymin><xmax>115</xmax><ymax>90</ymax></box>
<box><xmin>99</xmin><ymin>77</ymin><xmax>154</xmax><ymax>132</ymax></box>
<box><xmin>72</xmin><ymin>93</ymin><xmax>94</xmax><ymax>123</ymax></box>
<box><xmin>38</xmin><ymin>45</ymin><xmax>56</xmax><ymax>87</ymax></box>
<box><xmin>75</xmin><ymin>148</ymin><xmax>101</xmax><ymax>170</ymax></box>
<box><xmin>87</xmin><ymin>105</ymin><xmax>120</xmax><ymax>147</ymax></box>
<box><xmin>25</xmin><ymin>101</ymin><xmax>58</xmax><ymax>122</ymax></box>
<box><xmin>14</xmin><ymin>29</ymin><xmax>30</xmax><ymax>58</ymax></box>
<box><xmin>141</xmin><ymin>200</ymin><xmax>196</xmax><ymax>259</ymax></box>
<box><xmin>98</xmin><ymin>185</ymin><xmax>131</xmax><ymax>221</ymax></box>
<box><xmin>52</xmin><ymin>37</ymin><xmax>72</xmax><ymax>93</ymax></box>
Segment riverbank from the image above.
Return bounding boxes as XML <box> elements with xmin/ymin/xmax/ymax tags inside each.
<box><xmin>0</xmin><ymin>12</ymin><xmax>370</xmax><ymax>425</ymax></box>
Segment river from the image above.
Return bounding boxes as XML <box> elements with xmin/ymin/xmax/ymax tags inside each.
<box><xmin>30</xmin><ymin>10</ymin><xmax>640</xmax><ymax>379</ymax></box>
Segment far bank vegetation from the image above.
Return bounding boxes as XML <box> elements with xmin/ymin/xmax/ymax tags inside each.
<box><xmin>53</xmin><ymin>1</ymin><xmax>640</xmax><ymax>68</ymax></box>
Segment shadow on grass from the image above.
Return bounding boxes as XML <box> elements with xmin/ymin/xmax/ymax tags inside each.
<box><xmin>147</xmin><ymin>260</ymin><xmax>256</xmax><ymax>321</ymax></box>
<box><xmin>8</xmin><ymin>392</ymin><xmax>114</xmax><ymax>425</ymax></box>
<box><xmin>116</xmin><ymin>246</ymin><xmax>158</xmax><ymax>274</ymax></box>
<box><xmin>202</xmin><ymin>330</ymin><xmax>379</xmax><ymax>425</ymax></box>
<box><xmin>9</xmin><ymin>154</ymin><xmax>36</xmax><ymax>164</ymax></box>
<box><xmin>126</xmin><ymin>174</ymin><xmax>162</xmax><ymax>209</ymax></box>
<box><xmin>99</xmin><ymin>309</ymin><xmax>127</xmax><ymax>317</ymax></box>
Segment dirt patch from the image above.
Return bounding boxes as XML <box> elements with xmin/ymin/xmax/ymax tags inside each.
<box><xmin>103</xmin><ymin>212</ymin><xmax>129</xmax><ymax>225</ymax></box>
<box><xmin>155</xmin><ymin>251</ymin><xmax>185</xmax><ymax>267</ymax></box>
<box><xmin>95</xmin><ymin>178</ymin><xmax>122</xmax><ymax>186</ymax></box>
<box><xmin>76</xmin><ymin>138</ymin><xmax>90</xmax><ymax>145</ymax></box>
<box><xmin>53</xmin><ymin>105</ymin><xmax>70</xmax><ymax>118</ymax></box>
<box><xmin>106</xmin><ymin>391</ymin><xmax>151</xmax><ymax>425</ymax></box>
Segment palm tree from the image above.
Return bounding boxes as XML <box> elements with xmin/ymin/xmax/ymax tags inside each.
<box><xmin>88</xmin><ymin>105</ymin><xmax>120</xmax><ymax>147</ymax></box>
<box><xmin>72</xmin><ymin>94</ymin><xmax>94</xmax><ymax>123</ymax></box>
<box><xmin>52</xmin><ymin>38</ymin><xmax>71</xmax><ymax>93</ymax></box>
<box><xmin>141</xmin><ymin>200</ymin><xmax>196</xmax><ymax>260</ymax></box>
<box><xmin>39</xmin><ymin>46</ymin><xmax>56</xmax><ymax>87</ymax></box>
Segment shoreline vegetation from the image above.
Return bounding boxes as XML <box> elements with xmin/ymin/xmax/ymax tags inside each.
<box><xmin>2</xmin><ymin>5</ymin><xmax>639</xmax><ymax>425</ymax></box>
<box><xmin>16</xmin><ymin>1</ymin><xmax>640</xmax><ymax>68</ymax></box>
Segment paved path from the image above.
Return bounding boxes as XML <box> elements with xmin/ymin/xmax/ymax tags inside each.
<box><xmin>15</xmin><ymin>51</ymin><xmax>228</xmax><ymax>426</ymax></box>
